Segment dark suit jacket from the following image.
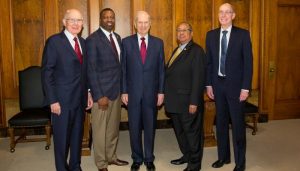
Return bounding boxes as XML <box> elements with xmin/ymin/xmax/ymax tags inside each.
<box><xmin>41</xmin><ymin>31</ymin><xmax>88</xmax><ymax>109</ymax></box>
<box><xmin>121</xmin><ymin>34</ymin><xmax>165</xmax><ymax>105</ymax></box>
<box><xmin>86</xmin><ymin>28</ymin><xmax>122</xmax><ymax>101</ymax></box>
<box><xmin>165</xmin><ymin>40</ymin><xmax>206</xmax><ymax>114</ymax></box>
<box><xmin>206</xmin><ymin>26</ymin><xmax>253</xmax><ymax>97</ymax></box>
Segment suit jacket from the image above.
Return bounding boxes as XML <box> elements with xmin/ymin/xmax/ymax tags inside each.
<box><xmin>206</xmin><ymin>26</ymin><xmax>253</xmax><ymax>97</ymax></box>
<box><xmin>121</xmin><ymin>34</ymin><xmax>165</xmax><ymax>105</ymax></box>
<box><xmin>41</xmin><ymin>31</ymin><xmax>88</xmax><ymax>109</ymax></box>
<box><xmin>86</xmin><ymin>28</ymin><xmax>122</xmax><ymax>101</ymax></box>
<box><xmin>164</xmin><ymin>40</ymin><xmax>206</xmax><ymax>114</ymax></box>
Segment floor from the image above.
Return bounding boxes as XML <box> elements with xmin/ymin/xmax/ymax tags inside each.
<box><xmin>0</xmin><ymin>119</ymin><xmax>300</xmax><ymax>171</ymax></box>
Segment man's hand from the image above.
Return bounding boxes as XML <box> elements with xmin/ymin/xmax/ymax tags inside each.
<box><xmin>121</xmin><ymin>94</ymin><xmax>128</xmax><ymax>106</ymax></box>
<box><xmin>86</xmin><ymin>92</ymin><xmax>93</xmax><ymax>110</ymax></box>
<box><xmin>51</xmin><ymin>102</ymin><xmax>61</xmax><ymax>115</ymax></box>
<box><xmin>239</xmin><ymin>90</ymin><xmax>249</xmax><ymax>102</ymax></box>
<box><xmin>157</xmin><ymin>93</ymin><xmax>164</xmax><ymax>106</ymax></box>
<box><xmin>189</xmin><ymin>105</ymin><xmax>197</xmax><ymax>114</ymax></box>
<box><xmin>206</xmin><ymin>86</ymin><xmax>214</xmax><ymax>100</ymax></box>
<box><xmin>98</xmin><ymin>97</ymin><xmax>109</xmax><ymax>110</ymax></box>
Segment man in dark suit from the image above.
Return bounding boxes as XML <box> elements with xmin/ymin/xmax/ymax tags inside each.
<box><xmin>164</xmin><ymin>22</ymin><xmax>206</xmax><ymax>171</ymax></box>
<box><xmin>41</xmin><ymin>9</ymin><xmax>93</xmax><ymax>171</ymax></box>
<box><xmin>206</xmin><ymin>3</ymin><xmax>253</xmax><ymax>171</ymax></box>
<box><xmin>121</xmin><ymin>11</ymin><xmax>165</xmax><ymax>171</ymax></box>
<box><xmin>86</xmin><ymin>8</ymin><xmax>128</xmax><ymax>171</ymax></box>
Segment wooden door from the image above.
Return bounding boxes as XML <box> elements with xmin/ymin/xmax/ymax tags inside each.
<box><xmin>266</xmin><ymin>0</ymin><xmax>300</xmax><ymax>119</ymax></box>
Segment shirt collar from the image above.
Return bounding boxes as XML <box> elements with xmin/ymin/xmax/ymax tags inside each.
<box><xmin>137</xmin><ymin>33</ymin><xmax>149</xmax><ymax>41</ymax></box>
<box><xmin>100</xmin><ymin>26</ymin><xmax>113</xmax><ymax>37</ymax></box>
<box><xmin>221</xmin><ymin>25</ymin><xmax>232</xmax><ymax>33</ymax></box>
<box><xmin>64</xmin><ymin>29</ymin><xmax>77</xmax><ymax>41</ymax></box>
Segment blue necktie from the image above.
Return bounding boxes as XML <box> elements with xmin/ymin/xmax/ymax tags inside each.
<box><xmin>220</xmin><ymin>30</ymin><xmax>228</xmax><ymax>75</ymax></box>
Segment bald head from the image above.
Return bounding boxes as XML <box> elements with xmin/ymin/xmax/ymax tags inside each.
<box><xmin>134</xmin><ymin>11</ymin><xmax>151</xmax><ymax>36</ymax></box>
<box><xmin>218</xmin><ymin>3</ymin><xmax>236</xmax><ymax>29</ymax></box>
<box><xmin>63</xmin><ymin>9</ymin><xmax>84</xmax><ymax>36</ymax></box>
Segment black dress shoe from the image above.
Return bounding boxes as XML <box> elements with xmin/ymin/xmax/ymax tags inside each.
<box><xmin>131</xmin><ymin>162</ymin><xmax>141</xmax><ymax>171</ymax></box>
<box><xmin>211</xmin><ymin>159</ymin><xmax>231</xmax><ymax>168</ymax></box>
<box><xmin>170</xmin><ymin>157</ymin><xmax>187</xmax><ymax>165</ymax></box>
<box><xmin>183</xmin><ymin>167</ymin><xmax>197</xmax><ymax>171</ymax></box>
<box><xmin>233</xmin><ymin>165</ymin><xmax>245</xmax><ymax>171</ymax></box>
<box><xmin>144</xmin><ymin>162</ymin><xmax>155</xmax><ymax>171</ymax></box>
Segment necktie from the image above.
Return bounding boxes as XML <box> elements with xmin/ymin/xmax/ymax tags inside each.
<box><xmin>73</xmin><ymin>37</ymin><xmax>83</xmax><ymax>64</ymax></box>
<box><xmin>140</xmin><ymin>37</ymin><xmax>147</xmax><ymax>64</ymax></box>
<box><xmin>168</xmin><ymin>47</ymin><xmax>182</xmax><ymax>67</ymax></box>
<box><xmin>220</xmin><ymin>30</ymin><xmax>228</xmax><ymax>75</ymax></box>
<box><xmin>109</xmin><ymin>33</ymin><xmax>119</xmax><ymax>58</ymax></box>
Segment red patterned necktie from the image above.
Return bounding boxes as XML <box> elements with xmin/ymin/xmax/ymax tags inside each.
<box><xmin>73</xmin><ymin>37</ymin><xmax>83</xmax><ymax>64</ymax></box>
<box><xmin>140</xmin><ymin>37</ymin><xmax>146</xmax><ymax>64</ymax></box>
<box><xmin>109</xmin><ymin>33</ymin><xmax>119</xmax><ymax>58</ymax></box>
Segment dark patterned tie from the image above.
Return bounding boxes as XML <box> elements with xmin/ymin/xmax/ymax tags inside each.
<box><xmin>73</xmin><ymin>37</ymin><xmax>82</xmax><ymax>64</ymax></box>
<box><xmin>220</xmin><ymin>30</ymin><xmax>228</xmax><ymax>75</ymax></box>
<box><xmin>140</xmin><ymin>37</ymin><xmax>146</xmax><ymax>64</ymax></box>
<box><xmin>109</xmin><ymin>33</ymin><xmax>118</xmax><ymax>58</ymax></box>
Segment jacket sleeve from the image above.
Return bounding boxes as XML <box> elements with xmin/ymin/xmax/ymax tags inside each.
<box><xmin>41</xmin><ymin>38</ymin><xmax>58</xmax><ymax>105</ymax></box>
<box><xmin>86</xmin><ymin>37</ymin><xmax>103</xmax><ymax>101</ymax></box>
<box><xmin>158</xmin><ymin>40</ymin><xmax>165</xmax><ymax>94</ymax></box>
<box><xmin>190</xmin><ymin>46</ymin><xmax>206</xmax><ymax>106</ymax></box>
<box><xmin>242</xmin><ymin>30</ymin><xmax>253</xmax><ymax>90</ymax></box>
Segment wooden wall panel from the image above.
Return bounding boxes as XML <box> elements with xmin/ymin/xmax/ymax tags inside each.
<box><xmin>1</xmin><ymin>0</ymin><xmax>17</xmax><ymax>98</ymax></box>
<box><xmin>228</xmin><ymin>0</ymin><xmax>250</xmax><ymax>29</ymax></box>
<box><xmin>145</xmin><ymin>0</ymin><xmax>174</xmax><ymax>59</ymax></box>
<box><xmin>12</xmin><ymin>0</ymin><xmax>45</xmax><ymax>72</ymax></box>
<box><xmin>186</xmin><ymin>0</ymin><xmax>212</xmax><ymax>48</ymax></box>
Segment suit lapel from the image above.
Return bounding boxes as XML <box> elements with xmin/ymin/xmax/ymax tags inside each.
<box><xmin>79</xmin><ymin>37</ymin><xmax>86</xmax><ymax>64</ymax></box>
<box><xmin>60</xmin><ymin>32</ymin><xmax>79</xmax><ymax>61</ymax></box>
<box><xmin>145</xmin><ymin>36</ymin><xmax>154</xmax><ymax>64</ymax></box>
<box><xmin>132</xmin><ymin>34</ymin><xmax>143</xmax><ymax>65</ymax></box>
<box><xmin>226</xmin><ymin>26</ymin><xmax>236</xmax><ymax>58</ymax></box>
<box><xmin>97</xmin><ymin>29</ymin><xmax>119</xmax><ymax>62</ymax></box>
<box><xmin>167</xmin><ymin>41</ymin><xmax>193</xmax><ymax>69</ymax></box>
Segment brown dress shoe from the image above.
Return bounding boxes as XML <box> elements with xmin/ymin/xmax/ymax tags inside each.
<box><xmin>98</xmin><ymin>168</ymin><xmax>108</xmax><ymax>171</ymax></box>
<box><xmin>108</xmin><ymin>159</ymin><xmax>129</xmax><ymax>166</ymax></box>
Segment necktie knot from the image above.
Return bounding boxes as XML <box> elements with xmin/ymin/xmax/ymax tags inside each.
<box><xmin>141</xmin><ymin>37</ymin><xmax>145</xmax><ymax>41</ymax></box>
<box><xmin>222</xmin><ymin>30</ymin><xmax>228</xmax><ymax>35</ymax></box>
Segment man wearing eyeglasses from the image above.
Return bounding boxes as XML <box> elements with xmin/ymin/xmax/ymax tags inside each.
<box><xmin>41</xmin><ymin>9</ymin><xmax>93</xmax><ymax>171</ymax></box>
<box><xmin>164</xmin><ymin>22</ymin><xmax>206</xmax><ymax>171</ymax></box>
<box><xmin>86</xmin><ymin>8</ymin><xmax>128</xmax><ymax>171</ymax></box>
<box><xmin>206</xmin><ymin>3</ymin><xmax>253</xmax><ymax>171</ymax></box>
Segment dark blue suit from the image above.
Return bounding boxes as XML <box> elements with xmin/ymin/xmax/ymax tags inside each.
<box><xmin>42</xmin><ymin>31</ymin><xmax>88</xmax><ymax>171</ymax></box>
<box><xmin>206</xmin><ymin>26</ymin><xmax>253</xmax><ymax>168</ymax></box>
<box><xmin>121</xmin><ymin>34</ymin><xmax>165</xmax><ymax>163</ymax></box>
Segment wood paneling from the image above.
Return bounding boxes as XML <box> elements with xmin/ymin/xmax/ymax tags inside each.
<box><xmin>0</xmin><ymin>0</ymin><xmax>16</xmax><ymax>99</ymax></box>
<box><xmin>3</xmin><ymin>0</ymin><xmax>298</xmax><ymax>125</ymax></box>
<box><xmin>186</xmin><ymin>0</ymin><xmax>212</xmax><ymax>48</ymax></box>
<box><xmin>145</xmin><ymin>0</ymin><xmax>174</xmax><ymax>59</ymax></box>
<box><xmin>11</xmin><ymin>0</ymin><xmax>45</xmax><ymax>73</ymax></box>
<box><xmin>262</xmin><ymin>0</ymin><xmax>300</xmax><ymax>119</ymax></box>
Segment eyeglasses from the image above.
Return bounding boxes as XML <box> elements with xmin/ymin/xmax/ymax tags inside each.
<box><xmin>176</xmin><ymin>29</ymin><xmax>191</xmax><ymax>33</ymax></box>
<box><xmin>66</xmin><ymin>18</ymin><xmax>83</xmax><ymax>24</ymax></box>
<box><xmin>219</xmin><ymin>11</ymin><xmax>233</xmax><ymax>15</ymax></box>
